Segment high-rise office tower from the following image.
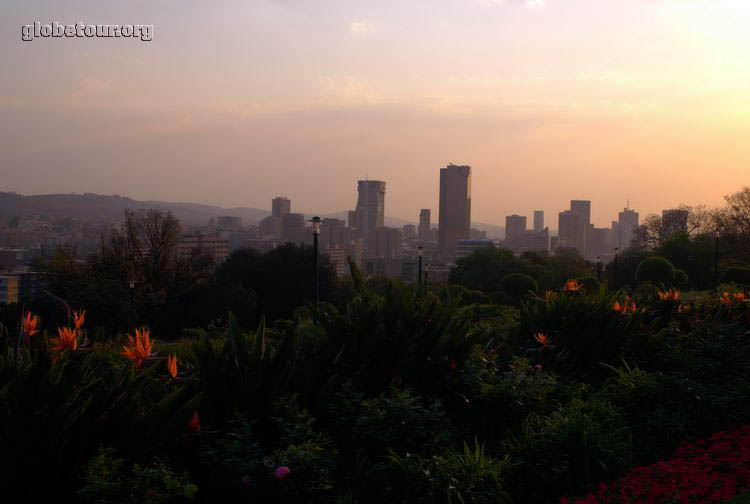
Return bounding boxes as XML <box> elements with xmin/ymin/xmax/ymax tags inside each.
<box><xmin>662</xmin><ymin>209</ymin><xmax>688</xmax><ymax>237</ymax></box>
<box><xmin>570</xmin><ymin>200</ymin><xmax>591</xmax><ymax>256</ymax></box>
<box><xmin>322</xmin><ymin>218</ymin><xmax>346</xmax><ymax>247</ymax></box>
<box><xmin>558</xmin><ymin>210</ymin><xmax>580</xmax><ymax>250</ymax></box>
<box><xmin>281</xmin><ymin>213</ymin><xmax>306</xmax><ymax>244</ymax></box>
<box><xmin>438</xmin><ymin>164</ymin><xmax>472</xmax><ymax>258</ymax></box>
<box><xmin>418</xmin><ymin>209</ymin><xmax>431</xmax><ymax>242</ymax></box>
<box><xmin>373</xmin><ymin>227</ymin><xmax>403</xmax><ymax>259</ymax></box>
<box><xmin>402</xmin><ymin>224</ymin><xmax>416</xmax><ymax>240</ymax></box>
<box><xmin>505</xmin><ymin>215</ymin><xmax>527</xmax><ymax>241</ymax></box>
<box><xmin>272</xmin><ymin>197</ymin><xmax>291</xmax><ymax>218</ymax></box>
<box><xmin>533</xmin><ymin>210</ymin><xmax>544</xmax><ymax>232</ymax></box>
<box><xmin>354</xmin><ymin>180</ymin><xmax>386</xmax><ymax>234</ymax></box>
<box><xmin>617</xmin><ymin>207</ymin><xmax>639</xmax><ymax>249</ymax></box>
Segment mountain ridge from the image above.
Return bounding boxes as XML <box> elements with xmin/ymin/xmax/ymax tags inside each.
<box><xmin>0</xmin><ymin>191</ymin><xmax>504</xmax><ymax>238</ymax></box>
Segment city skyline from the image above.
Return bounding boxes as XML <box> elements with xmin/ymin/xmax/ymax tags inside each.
<box><xmin>2</xmin><ymin>1</ymin><xmax>749</xmax><ymax>226</ymax></box>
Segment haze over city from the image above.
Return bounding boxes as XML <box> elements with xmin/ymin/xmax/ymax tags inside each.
<box><xmin>2</xmin><ymin>0</ymin><xmax>750</xmax><ymax>226</ymax></box>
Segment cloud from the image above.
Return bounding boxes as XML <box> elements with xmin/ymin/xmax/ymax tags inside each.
<box><xmin>349</xmin><ymin>21</ymin><xmax>370</xmax><ymax>34</ymax></box>
<box><xmin>524</xmin><ymin>0</ymin><xmax>548</xmax><ymax>9</ymax></box>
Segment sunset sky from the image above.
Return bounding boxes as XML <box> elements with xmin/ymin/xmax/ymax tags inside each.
<box><xmin>1</xmin><ymin>0</ymin><xmax>749</xmax><ymax>227</ymax></box>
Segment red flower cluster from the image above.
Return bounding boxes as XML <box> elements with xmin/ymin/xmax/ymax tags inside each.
<box><xmin>561</xmin><ymin>425</ymin><xmax>750</xmax><ymax>503</ymax></box>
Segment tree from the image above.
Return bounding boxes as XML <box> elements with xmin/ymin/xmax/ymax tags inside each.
<box><xmin>721</xmin><ymin>267</ymin><xmax>750</xmax><ymax>286</ymax></box>
<box><xmin>211</xmin><ymin>243</ymin><xmax>336</xmax><ymax>326</ymax></box>
<box><xmin>633</xmin><ymin>205</ymin><xmax>718</xmax><ymax>250</ymax></box>
<box><xmin>654</xmin><ymin>232</ymin><xmax>714</xmax><ymax>289</ymax></box>
<box><xmin>636</xmin><ymin>256</ymin><xmax>675</xmax><ymax>286</ymax></box>
<box><xmin>499</xmin><ymin>273</ymin><xmax>537</xmax><ymax>300</ymax></box>
<box><xmin>449</xmin><ymin>247</ymin><xmax>527</xmax><ymax>293</ymax></box>
<box><xmin>715</xmin><ymin>187</ymin><xmax>750</xmax><ymax>264</ymax></box>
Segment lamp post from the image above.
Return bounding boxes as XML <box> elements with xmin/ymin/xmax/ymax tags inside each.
<box><xmin>714</xmin><ymin>234</ymin><xmax>720</xmax><ymax>285</ymax></box>
<box><xmin>310</xmin><ymin>216</ymin><xmax>321</xmax><ymax>315</ymax></box>
<box><xmin>596</xmin><ymin>256</ymin><xmax>602</xmax><ymax>282</ymax></box>
<box><xmin>418</xmin><ymin>246</ymin><xmax>423</xmax><ymax>287</ymax></box>
<box><xmin>613</xmin><ymin>247</ymin><xmax>619</xmax><ymax>290</ymax></box>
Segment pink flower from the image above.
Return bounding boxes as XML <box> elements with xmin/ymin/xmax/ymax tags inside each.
<box><xmin>275</xmin><ymin>466</ymin><xmax>291</xmax><ymax>480</ymax></box>
<box><xmin>535</xmin><ymin>364</ymin><xmax>542</xmax><ymax>371</ymax></box>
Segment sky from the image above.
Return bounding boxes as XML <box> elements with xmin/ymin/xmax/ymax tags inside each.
<box><xmin>1</xmin><ymin>0</ymin><xmax>749</xmax><ymax>227</ymax></box>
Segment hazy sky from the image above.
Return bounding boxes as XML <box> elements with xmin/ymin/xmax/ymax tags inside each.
<box><xmin>1</xmin><ymin>0</ymin><xmax>749</xmax><ymax>226</ymax></box>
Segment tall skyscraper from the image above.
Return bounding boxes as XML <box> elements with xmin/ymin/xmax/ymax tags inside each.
<box><xmin>281</xmin><ymin>213</ymin><xmax>306</xmax><ymax>244</ymax></box>
<box><xmin>533</xmin><ymin>210</ymin><xmax>544</xmax><ymax>232</ymax></box>
<box><xmin>272</xmin><ymin>197</ymin><xmax>291</xmax><ymax>218</ymax></box>
<box><xmin>570</xmin><ymin>200</ymin><xmax>591</xmax><ymax>257</ymax></box>
<box><xmin>505</xmin><ymin>215</ymin><xmax>527</xmax><ymax>240</ymax></box>
<box><xmin>438</xmin><ymin>164</ymin><xmax>472</xmax><ymax>258</ymax></box>
<box><xmin>662</xmin><ymin>209</ymin><xmax>688</xmax><ymax>237</ymax></box>
<box><xmin>418</xmin><ymin>209</ymin><xmax>431</xmax><ymax>242</ymax></box>
<box><xmin>354</xmin><ymin>180</ymin><xmax>386</xmax><ymax>234</ymax></box>
<box><xmin>558</xmin><ymin>210</ymin><xmax>580</xmax><ymax>250</ymax></box>
<box><xmin>617</xmin><ymin>207</ymin><xmax>639</xmax><ymax>249</ymax></box>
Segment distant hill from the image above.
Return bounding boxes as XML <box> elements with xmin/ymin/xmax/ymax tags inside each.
<box><xmin>0</xmin><ymin>191</ymin><xmax>505</xmax><ymax>237</ymax></box>
<box><xmin>0</xmin><ymin>191</ymin><xmax>270</xmax><ymax>226</ymax></box>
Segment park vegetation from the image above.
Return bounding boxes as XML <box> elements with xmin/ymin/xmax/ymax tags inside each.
<box><xmin>1</xmin><ymin>187</ymin><xmax>750</xmax><ymax>503</ymax></box>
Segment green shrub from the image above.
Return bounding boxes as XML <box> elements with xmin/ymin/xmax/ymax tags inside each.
<box><xmin>190</xmin><ymin>314</ymin><xmax>300</xmax><ymax>422</ymax></box>
<box><xmin>636</xmin><ymin>256</ymin><xmax>675</xmax><ymax>286</ymax></box>
<box><xmin>78</xmin><ymin>446</ymin><xmax>198</xmax><ymax>504</ymax></box>
<box><xmin>721</xmin><ymin>266</ymin><xmax>750</xmax><ymax>285</ymax></box>
<box><xmin>576</xmin><ymin>276</ymin><xmax>601</xmax><ymax>293</ymax></box>
<box><xmin>505</xmin><ymin>395</ymin><xmax>633</xmax><ymax>502</ymax></box>
<box><xmin>197</xmin><ymin>403</ymin><xmax>335</xmax><ymax>503</ymax></box>
<box><xmin>499</xmin><ymin>273</ymin><xmax>538</xmax><ymax>300</ymax></box>
<box><xmin>387</xmin><ymin>441</ymin><xmax>514</xmax><ymax>504</ymax></box>
<box><xmin>674</xmin><ymin>269</ymin><xmax>689</xmax><ymax>286</ymax></box>
<box><xmin>460</xmin><ymin>354</ymin><xmax>559</xmax><ymax>439</ymax></box>
<box><xmin>519</xmin><ymin>287</ymin><xmax>645</xmax><ymax>378</ymax></box>
<box><xmin>329</xmin><ymin>386</ymin><xmax>451</xmax><ymax>457</ymax></box>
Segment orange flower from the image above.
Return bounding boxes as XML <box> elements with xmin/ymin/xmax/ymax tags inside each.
<box><xmin>564</xmin><ymin>280</ymin><xmax>582</xmax><ymax>292</ymax></box>
<box><xmin>677</xmin><ymin>304</ymin><xmax>691</xmax><ymax>314</ymax></box>
<box><xmin>122</xmin><ymin>328</ymin><xmax>153</xmax><ymax>368</ymax></box>
<box><xmin>166</xmin><ymin>354</ymin><xmax>178</xmax><ymax>378</ymax></box>
<box><xmin>613</xmin><ymin>298</ymin><xmax>637</xmax><ymax>314</ymax></box>
<box><xmin>657</xmin><ymin>290</ymin><xmax>680</xmax><ymax>301</ymax></box>
<box><xmin>22</xmin><ymin>311</ymin><xmax>40</xmax><ymax>338</ymax></box>
<box><xmin>72</xmin><ymin>309</ymin><xmax>86</xmax><ymax>330</ymax></box>
<box><xmin>720</xmin><ymin>292</ymin><xmax>733</xmax><ymax>307</ymax></box>
<box><xmin>534</xmin><ymin>332</ymin><xmax>552</xmax><ymax>347</ymax></box>
<box><xmin>734</xmin><ymin>292</ymin><xmax>747</xmax><ymax>303</ymax></box>
<box><xmin>187</xmin><ymin>411</ymin><xmax>200</xmax><ymax>434</ymax></box>
<box><xmin>50</xmin><ymin>327</ymin><xmax>78</xmax><ymax>354</ymax></box>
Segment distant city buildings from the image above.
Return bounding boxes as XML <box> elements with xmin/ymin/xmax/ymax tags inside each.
<box><xmin>505</xmin><ymin>215</ymin><xmax>527</xmax><ymax>241</ymax></box>
<box><xmin>177</xmin><ymin>233</ymin><xmax>230</xmax><ymax>263</ymax></box>
<box><xmin>353</xmin><ymin>180</ymin><xmax>386</xmax><ymax>235</ymax></box>
<box><xmin>570</xmin><ymin>200</ymin><xmax>591</xmax><ymax>257</ymax></box>
<box><xmin>216</xmin><ymin>216</ymin><xmax>242</xmax><ymax>230</ymax></box>
<box><xmin>438</xmin><ymin>164</ymin><xmax>472</xmax><ymax>259</ymax></box>
<box><xmin>617</xmin><ymin>207</ymin><xmax>639</xmax><ymax>249</ymax></box>
<box><xmin>281</xmin><ymin>213</ymin><xmax>306</xmax><ymax>244</ymax></box>
<box><xmin>533</xmin><ymin>210</ymin><xmax>544</xmax><ymax>232</ymax></box>
<box><xmin>662</xmin><ymin>208</ymin><xmax>689</xmax><ymax>237</ymax></box>
<box><xmin>418</xmin><ymin>209</ymin><xmax>431</xmax><ymax>242</ymax></box>
<box><xmin>272</xmin><ymin>197</ymin><xmax>291</xmax><ymax>218</ymax></box>
<box><xmin>456</xmin><ymin>238</ymin><xmax>495</xmax><ymax>260</ymax></box>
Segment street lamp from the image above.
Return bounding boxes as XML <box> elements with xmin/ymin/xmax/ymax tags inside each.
<box><xmin>310</xmin><ymin>216</ymin><xmax>322</xmax><ymax>314</ymax></box>
<box><xmin>418</xmin><ymin>246</ymin><xmax>423</xmax><ymax>287</ymax></box>
<box><xmin>613</xmin><ymin>247</ymin><xmax>619</xmax><ymax>290</ymax></box>
<box><xmin>596</xmin><ymin>256</ymin><xmax>602</xmax><ymax>282</ymax></box>
<box><xmin>714</xmin><ymin>233</ymin><xmax>720</xmax><ymax>285</ymax></box>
